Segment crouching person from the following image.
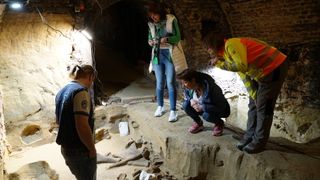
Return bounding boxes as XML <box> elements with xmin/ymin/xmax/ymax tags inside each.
<box><xmin>177</xmin><ymin>69</ymin><xmax>230</xmax><ymax>136</ymax></box>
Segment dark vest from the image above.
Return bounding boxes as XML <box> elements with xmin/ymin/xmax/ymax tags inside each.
<box><xmin>55</xmin><ymin>81</ymin><xmax>94</xmax><ymax>150</ymax></box>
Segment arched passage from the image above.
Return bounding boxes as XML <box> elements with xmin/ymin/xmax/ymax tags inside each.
<box><xmin>91</xmin><ymin>0</ymin><xmax>150</xmax><ymax>96</ymax></box>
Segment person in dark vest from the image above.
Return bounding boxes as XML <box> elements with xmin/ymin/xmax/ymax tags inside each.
<box><xmin>177</xmin><ymin>69</ymin><xmax>230</xmax><ymax>136</ymax></box>
<box><xmin>202</xmin><ymin>32</ymin><xmax>288</xmax><ymax>153</ymax></box>
<box><xmin>55</xmin><ymin>64</ymin><xmax>96</xmax><ymax>180</ymax></box>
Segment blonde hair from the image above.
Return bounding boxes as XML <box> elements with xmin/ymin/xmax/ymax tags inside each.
<box><xmin>69</xmin><ymin>64</ymin><xmax>95</xmax><ymax>80</ymax></box>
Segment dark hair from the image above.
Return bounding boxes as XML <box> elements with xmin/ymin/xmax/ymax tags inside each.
<box><xmin>69</xmin><ymin>64</ymin><xmax>96</xmax><ymax>80</ymax></box>
<box><xmin>202</xmin><ymin>32</ymin><xmax>225</xmax><ymax>52</ymax></box>
<box><xmin>177</xmin><ymin>69</ymin><xmax>203</xmax><ymax>85</ymax></box>
<box><xmin>146</xmin><ymin>2</ymin><xmax>167</xmax><ymax>21</ymax></box>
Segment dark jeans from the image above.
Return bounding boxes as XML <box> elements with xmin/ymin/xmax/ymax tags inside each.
<box><xmin>243</xmin><ymin>60</ymin><xmax>288</xmax><ymax>145</ymax></box>
<box><xmin>61</xmin><ymin>147</ymin><xmax>97</xmax><ymax>180</ymax></box>
<box><xmin>182</xmin><ymin>100</ymin><xmax>227</xmax><ymax>125</ymax></box>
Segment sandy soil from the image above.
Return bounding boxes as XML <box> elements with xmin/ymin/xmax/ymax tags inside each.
<box><xmin>5</xmin><ymin>132</ymin><xmax>148</xmax><ymax>180</ymax></box>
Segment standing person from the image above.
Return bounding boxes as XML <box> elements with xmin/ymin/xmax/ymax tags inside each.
<box><xmin>202</xmin><ymin>32</ymin><xmax>288</xmax><ymax>153</ymax></box>
<box><xmin>55</xmin><ymin>64</ymin><xmax>97</xmax><ymax>180</ymax></box>
<box><xmin>177</xmin><ymin>69</ymin><xmax>230</xmax><ymax>136</ymax></box>
<box><xmin>147</xmin><ymin>2</ymin><xmax>181</xmax><ymax>122</ymax></box>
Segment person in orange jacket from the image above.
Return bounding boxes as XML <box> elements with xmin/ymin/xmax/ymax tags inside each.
<box><xmin>202</xmin><ymin>32</ymin><xmax>288</xmax><ymax>153</ymax></box>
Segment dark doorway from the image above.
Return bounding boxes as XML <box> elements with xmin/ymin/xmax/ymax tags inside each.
<box><xmin>92</xmin><ymin>0</ymin><xmax>151</xmax><ymax>97</ymax></box>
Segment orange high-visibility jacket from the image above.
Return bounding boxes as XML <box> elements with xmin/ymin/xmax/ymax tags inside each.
<box><xmin>216</xmin><ymin>38</ymin><xmax>287</xmax><ymax>99</ymax></box>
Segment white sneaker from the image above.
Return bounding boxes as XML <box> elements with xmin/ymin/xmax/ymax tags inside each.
<box><xmin>168</xmin><ymin>110</ymin><xmax>178</xmax><ymax>122</ymax></box>
<box><xmin>154</xmin><ymin>106</ymin><xmax>164</xmax><ymax>117</ymax></box>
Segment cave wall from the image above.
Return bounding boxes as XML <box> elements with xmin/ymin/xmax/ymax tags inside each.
<box><xmin>0</xmin><ymin>4</ymin><xmax>5</xmax><ymax>179</ymax></box>
<box><xmin>218</xmin><ymin>0</ymin><xmax>319</xmax><ymax>45</ymax></box>
<box><xmin>0</xmin><ymin>9</ymin><xmax>93</xmax><ymax>149</ymax></box>
<box><xmin>163</xmin><ymin>0</ymin><xmax>231</xmax><ymax>68</ymax></box>
<box><xmin>0</xmin><ymin>87</ymin><xmax>4</xmax><ymax>180</ymax></box>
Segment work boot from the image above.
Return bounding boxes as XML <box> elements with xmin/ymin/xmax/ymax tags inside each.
<box><xmin>154</xmin><ymin>106</ymin><xmax>164</xmax><ymax>117</ymax></box>
<box><xmin>188</xmin><ymin>122</ymin><xmax>204</xmax><ymax>134</ymax></box>
<box><xmin>236</xmin><ymin>138</ymin><xmax>252</xmax><ymax>151</ymax></box>
<box><xmin>243</xmin><ymin>142</ymin><xmax>265</xmax><ymax>154</ymax></box>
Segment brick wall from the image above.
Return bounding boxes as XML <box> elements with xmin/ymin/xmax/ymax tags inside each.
<box><xmin>164</xmin><ymin>0</ymin><xmax>231</xmax><ymax>69</ymax></box>
<box><xmin>164</xmin><ymin>0</ymin><xmax>319</xmax><ymax>66</ymax></box>
<box><xmin>218</xmin><ymin>0</ymin><xmax>319</xmax><ymax>45</ymax></box>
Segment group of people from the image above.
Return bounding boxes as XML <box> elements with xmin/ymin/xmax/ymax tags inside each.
<box><xmin>55</xmin><ymin>2</ymin><xmax>288</xmax><ymax>180</ymax></box>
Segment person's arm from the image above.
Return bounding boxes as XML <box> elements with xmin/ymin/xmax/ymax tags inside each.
<box><xmin>75</xmin><ymin>114</ymin><xmax>96</xmax><ymax>157</ymax></box>
<box><xmin>224</xmin><ymin>44</ymin><xmax>247</xmax><ymax>72</ymax></box>
<box><xmin>201</xmin><ymin>90</ymin><xmax>216</xmax><ymax>113</ymax></box>
<box><xmin>215</xmin><ymin>39</ymin><xmax>247</xmax><ymax>72</ymax></box>
<box><xmin>238</xmin><ymin>72</ymin><xmax>257</xmax><ymax>100</ymax></box>
<box><xmin>148</xmin><ymin>22</ymin><xmax>158</xmax><ymax>46</ymax></box>
<box><xmin>73</xmin><ymin>90</ymin><xmax>96</xmax><ymax>157</ymax></box>
<box><xmin>167</xmin><ymin>19</ymin><xmax>181</xmax><ymax>45</ymax></box>
<box><xmin>215</xmin><ymin>59</ymin><xmax>239</xmax><ymax>72</ymax></box>
<box><xmin>148</xmin><ymin>30</ymin><xmax>152</xmax><ymax>45</ymax></box>
<box><xmin>201</xmin><ymin>80</ymin><xmax>226</xmax><ymax>113</ymax></box>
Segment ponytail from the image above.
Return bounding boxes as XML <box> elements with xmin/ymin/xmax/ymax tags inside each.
<box><xmin>69</xmin><ymin>64</ymin><xmax>95</xmax><ymax>80</ymax></box>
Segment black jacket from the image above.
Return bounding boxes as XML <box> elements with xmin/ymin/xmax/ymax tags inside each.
<box><xmin>184</xmin><ymin>73</ymin><xmax>230</xmax><ymax>117</ymax></box>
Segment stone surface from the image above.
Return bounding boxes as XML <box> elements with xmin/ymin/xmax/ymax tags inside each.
<box><xmin>127</xmin><ymin>102</ymin><xmax>320</xmax><ymax>180</ymax></box>
<box><xmin>0</xmin><ymin>12</ymin><xmax>72</xmax><ymax>124</ymax></box>
<box><xmin>105</xmin><ymin>105</ymin><xmax>128</xmax><ymax>124</ymax></box>
<box><xmin>4</xmin><ymin>78</ymin><xmax>320</xmax><ymax>179</ymax></box>
<box><xmin>0</xmin><ymin>11</ymin><xmax>94</xmax><ymax>146</ymax></box>
<box><xmin>7</xmin><ymin>161</ymin><xmax>58</xmax><ymax>180</ymax></box>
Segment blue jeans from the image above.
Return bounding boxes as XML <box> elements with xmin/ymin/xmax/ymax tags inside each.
<box><xmin>153</xmin><ymin>49</ymin><xmax>176</xmax><ymax>111</ymax></box>
<box><xmin>61</xmin><ymin>147</ymin><xmax>97</xmax><ymax>180</ymax></box>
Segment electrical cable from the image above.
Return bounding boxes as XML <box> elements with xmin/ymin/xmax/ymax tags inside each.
<box><xmin>36</xmin><ymin>7</ymin><xmax>71</xmax><ymax>40</ymax></box>
<box><xmin>94</xmin><ymin>0</ymin><xmax>103</xmax><ymax>14</ymax></box>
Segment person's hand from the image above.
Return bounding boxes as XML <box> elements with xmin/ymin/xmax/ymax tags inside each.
<box><xmin>193</xmin><ymin>104</ymin><xmax>203</xmax><ymax>112</ymax></box>
<box><xmin>160</xmin><ymin>37</ymin><xmax>168</xmax><ymax>44</ymax></box>
<box><xmin>190</xmin><ymin>99</ymin><xmax>203</xmax><ymax>112</ymax></box>
<box><xmin>190</xmin><ymin>99</ymin><xmax>197</xmax><ymax>106</ymax></box>
<box><xmin>209</xmin><ymin>57</ymin><xmax>219</xmax><ymax>66</ymax></box>
<box><xmin>148</xmin><ymin>40</ymin><xmax>156</xmax><ymax>46</ymax></box>
<box><xmin>88</xmin><ymin>148</ymin><xmax>97</xmax><ymax>158</ymax></box>
<box><xmin>148</xmin><ymin>39</ymin><xmax>159</xmax><ymax>46</ymax></box>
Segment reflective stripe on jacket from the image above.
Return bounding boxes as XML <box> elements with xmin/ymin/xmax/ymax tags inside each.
<box><xmin>216</xmin><ymin>38</ymin><xmax>287</xmax><ymax>99</ymax></box>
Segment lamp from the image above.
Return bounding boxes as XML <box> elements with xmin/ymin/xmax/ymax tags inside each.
<box><xmin>4</xmin><ymin>0</ymin><xmax>28</xmax><ymax>10</ymax></box>
<box><xmin>10</xmin><ymin>2</ymin><xmax>22</xmax><ymax>9</ymax></box>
